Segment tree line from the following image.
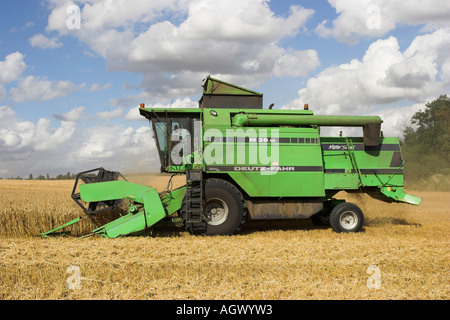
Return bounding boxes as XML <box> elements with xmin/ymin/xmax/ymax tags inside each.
<box><xmin>401</xmin><ymin>94</ymin><xmax>450</xmax><ymax>190</ymax></box>
<box><xmin>2</xmin><ymin>172</ymin><xmax>77</xmax><ymax>180</ymax></box>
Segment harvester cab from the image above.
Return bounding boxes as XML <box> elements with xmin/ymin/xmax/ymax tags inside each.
<box><xmin>38</xmin><ymin>76</ymin><xmax>422</xmax><ymax>238</ymax></box>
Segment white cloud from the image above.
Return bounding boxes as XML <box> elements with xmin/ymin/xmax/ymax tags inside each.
<box><xmin>29</xmin><ymin>34</ymin><xmax>63</xmax><ymax>49</ymax></box>
<box><xmin>125</xmin><ymin>107</ymin><xmax>144</xmax><ymax>121</ymax></box>
<box><xmin>125</xmin><ymin>97</ymin><xmax>198</xmax><ymax>121</ymax></box>
<box><xmin>0</xmin><ymin>52</ymin><xmax>27</xmax><ymax>85</ymax></box>
<box><xmin>286</xmin><ymin>29</ymin><xmax>450</xmax><ymax>117</ymax></box>
<box><xmin>0</xmin><ymin>105</ymin><xmax>160</xmax><ymax>177</ymax></box>
<box><xmin>316</xmin><ymin>0</ymin><xmax>450</xmax><ymax>44</ymax></box>
<box><xmin>33</xmin><ymin>118</ymin><xmax>78</xmax><ymax>151</ymax></box>
<box><xmin>89</xmin><ymin>82</ymin><xmax>112</xmax><ymax>91</ymax></box>
<box><xmin>70</xmin><ymin>124</ymin><xmax>158</xmax><ymax>175</ymax></box>
<box><xmin>0</xmin><ymin>105</ymin><xmax>79</xmax><ymax>153</ymax></box>
<box><xmin>53</xmin><ymin>106</ymin><xmax>85</xmax><ymax>122</ymax></box>
<box><xmin>9</xmin><ymin>75</ymin><xmax>84</xmax><ymax>102</ymax></box>
<box><xmin>0</xmin><ymin>52</ymin><xmax>27</xmax><ymax>102</ymax></box>
<box><xmin>369</xmin><ymin>103</ymin><xmax>424</xmax><ymax>138</ymax></box>
<box><xmin>96</xmin><ymin>107</ymin><xmax>123</xmax><ymax>121</ymax></box>
<box><xmin>274</xmin><ymin>49</ymin><xmax>320</xmax><ymax>78</ymax></box>
<box><xmin>175</xmin><ymin>1</ymin><xmax>312</xmax><ymax>42</ymax></box>
<box><xmin>45</xmin><ymin>0</ymin><xmax>318</xmax><ymax>101</ymax></box>
<box><xmin>126</xmin><ymin>1</ymin><xmax>314</xmax><ymax>74</ymax></box>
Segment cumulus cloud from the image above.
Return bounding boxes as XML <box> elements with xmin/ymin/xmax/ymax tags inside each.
<box><xmin>369</xmin><ymin>103</ymin><xmax>425</xmax><ymax>138</ymax></box>
<box><xmin>287</xmin><ymin>29</ymin><xmax>450</xmax><ymax>115</ymax></box>
<box><xmin>0</xmin><ymin>52</ymin><xmax>27</xmax><ymax>84</ymax></box>
<box><xmin>96</xmin><ymin>107</ymin><xmax>123</xmax><ymax>121</ymax></box>
<box><xmin>53</xmin><ymin>106</ymin><xmax>85</xmax><ymax>122</ymax></box>
<box><xmin>0</xmin><ymin>52</ymin><xmax>27</xmax><ymax>100</ymax></box>
<box><xmin>29</xmin><ymin>34</ymin><xmax>63</xmax><ymax>49</ymax></box>
<box><xmin>284</xmin><ymin>27</ymin><xmax>450</xmax><ymax>137</ymax></box>
<box><xmin>0</xmin><ymin>105</ymin><xmax>78</xmax><ymax>156</ymax></box>
<box><xmin>69</xmin><ymin>124</ymin><xmax>158</xmax><ymax>175</ymax></box>
<box><xmin>274</xmin><ymin>50</ymin><xmax>320</xmax><ymax>78</ymax></box>
<box><xmin>45</xmin><ymin>0</ymin><xmax>318</xmax><ymax>101</ymax></box>
<box><xmin>9</xmin><ymin>75</ymin><xmax>85</xmax><ymax>102</ymax></box>
<box><xmin>124</xmin><ymin>97</ymin><xmax>198</xmax><ymax>121</ymax></box>
<box><xmin>0</xmin><ymin>105</ymin><xmax>160</xmax><ymax>177</ymax></box>
<box><xmin>89</xmin><ymin>82</ymin><xmax>112</xmax><ymax>92</ymax></box>
<box><xmin>315</xmin><ymin>0</ymin><xmax>450</xmax><ymax>44</ymax></box>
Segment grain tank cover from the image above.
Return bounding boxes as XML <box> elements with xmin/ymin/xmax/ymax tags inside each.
<box><xmin>199</xmin><ymin>75</ymin><xmax>263</xmax><ymax>109</ymax></box>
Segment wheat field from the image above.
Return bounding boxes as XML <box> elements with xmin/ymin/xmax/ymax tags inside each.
<box><xmin>0</xmin><ymin>175</ymin><xmax>449</xmax><ymax>300</ymax></box>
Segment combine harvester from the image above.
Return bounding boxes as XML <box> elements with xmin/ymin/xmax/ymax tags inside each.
<box><xmin>39</xmin><ymin>76</ymin><xmax>421</xmax><ymax>238</ymax></box>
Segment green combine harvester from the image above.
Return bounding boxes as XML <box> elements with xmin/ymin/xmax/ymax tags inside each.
<box><xmin>39</xmin><ymin>76</ymin><xmax>421</xmax><ymax>238</ymax></box>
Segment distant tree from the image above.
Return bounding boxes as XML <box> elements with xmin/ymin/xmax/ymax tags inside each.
<box><xmin>46</xmin><ymin>173</ymin><xmax>50</xmax><ymax>180</ymax></box>
<box><xmin>403</xmin><ymin>94</ymin><xmax>450</xmax><ymax>161</ymax></box>
<box><xmin>28</xmin><ymin>174</ymin><xmax>33</xmax><ymax>180</ymax></box>
<box><xmin>402</xmin><ymin>95</ymin><xmax>450</xmax><ymax>188</ymax></box>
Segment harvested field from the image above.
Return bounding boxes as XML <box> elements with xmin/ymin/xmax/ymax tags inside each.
<box><xmin>0</xmin><ymin>175</ymin><xmax>449</xmax><ymax>300</ymax></box>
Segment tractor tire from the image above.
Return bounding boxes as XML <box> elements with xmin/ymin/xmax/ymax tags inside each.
<box><xmin>203</xmin><ymin>178</ymin><xmax>245</xmax><ymax>235</ymax></box>
<box><xmin>329</xmin><ymin>202</ymin><xmax>364</xmax><ymax>233</ymax></box>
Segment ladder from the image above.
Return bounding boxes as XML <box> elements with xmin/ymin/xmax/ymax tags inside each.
<box><xmin>185</xmin><ymin>169</ymin><xmax>204</xmax><ymax>224</ymax></box>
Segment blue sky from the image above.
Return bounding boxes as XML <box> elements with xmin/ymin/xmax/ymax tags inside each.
<box><xmin>0</xmin><ymin>0</ymin><xmax>449</xmax><ymax>178</ymax></box>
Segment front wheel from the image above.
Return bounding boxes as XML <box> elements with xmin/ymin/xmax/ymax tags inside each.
<box><xmin>203</xmin><ymin>179</ymin><xmax>245</xmax><ymax>235</ymax></box>
<box><xmin>329</xmin><ymin>202</ymin><xmax>364</xmax><ymax>233</ymax></box>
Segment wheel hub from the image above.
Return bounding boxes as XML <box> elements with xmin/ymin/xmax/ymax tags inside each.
<box><xmin>205</xmin><ymin>198</ymin><xmax>229</xmax><ymax>226</ymax></box>
<box><xmin>340</xmin><ymin>211</ymin><xmax>358</xmax><ymax>230</ymax></box>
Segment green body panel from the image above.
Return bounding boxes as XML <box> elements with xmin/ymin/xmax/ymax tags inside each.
<box><xmin>80</xmin><ymin>180</ymin><xmax>158</xmax><ymax>204</ymax></box>
<box><xmin>380</xmin><ymin>186</ymin><xmax>422</xmax><ymax>205</ymax></box>
<box><xmin>204</xmin><ymin>126</ymin><xmax>325</xmax><ymax>197</ymax></box>
<box><xmin>80</xmin><ymin>180</ymin><xmax>166</xmax><ymax>238</ymax></box>
<box><xmin>160</xmin><ymin>186</ymin><xmax>187</xmax><ymax>215</ymax></box>
<box><xmin>92</xmin><ymin>210</ymin><xmax>154</xmax><ymax>238</ymax></box>
<box><xmin>37</xmin><ymin>217</ymin><xmax>81</xmax><ymax>237</ymax></box>
<box><xmin>202</xmin><ymin>76</ymin><xmax>262</xmax><ymax>96</ymax></box>
<box><xmin>321</xmin><ymin>137</ymin><xmax>405</xmax><ymax>190</ymax></box>
<box><xmin>140</xmin><ymin>104</ymin><xmax>421</xmax><ymax>205</ymax></box>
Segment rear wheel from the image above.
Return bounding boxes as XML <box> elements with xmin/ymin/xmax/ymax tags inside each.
<box><xmin>330</xmin><ymin>202</ymin><xmax>364</xmax><ymax>233</ymax></box>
